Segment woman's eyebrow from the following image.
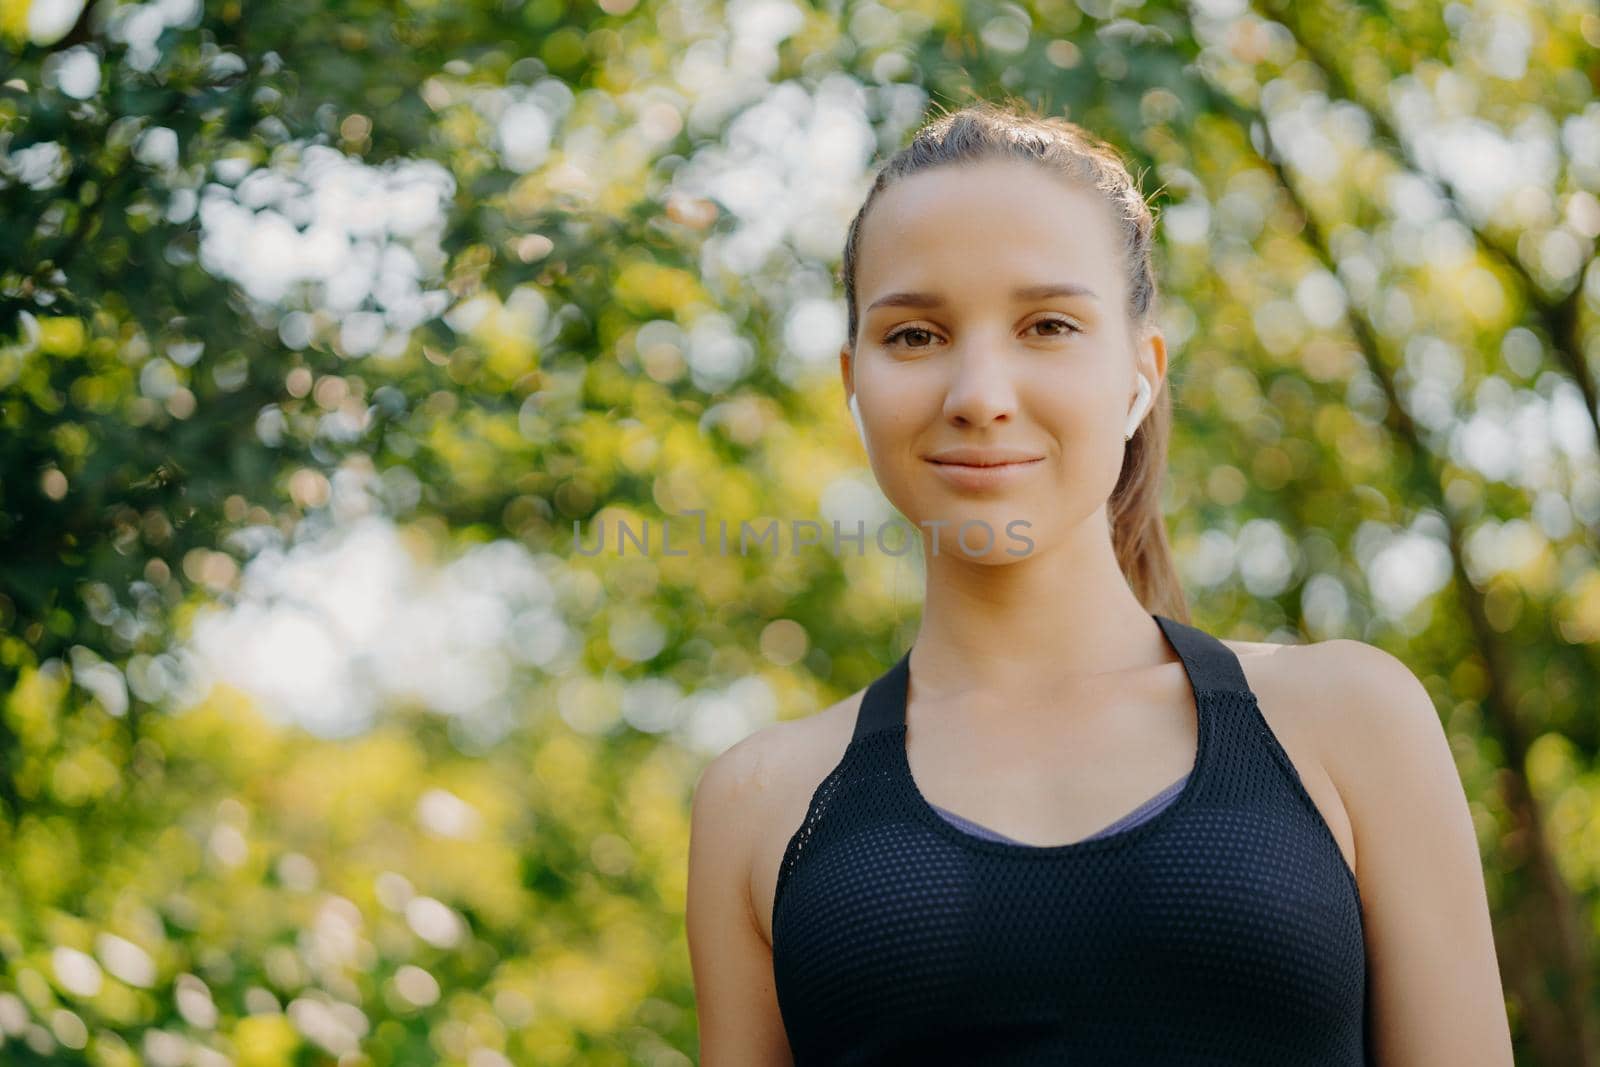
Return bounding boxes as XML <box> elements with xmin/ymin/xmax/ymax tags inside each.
<box><xmin>864</xmin><ymin>283</ymin><xmax>1101</xmax><ymax>313</ymax></box>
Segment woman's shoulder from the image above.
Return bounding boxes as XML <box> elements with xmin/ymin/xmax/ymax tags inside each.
<box><xmin>759</xmin><ymin>690</ymin><xmax>866</xmax><ymax>806</ymax></box>
<box><xmin>694</xmin><ymin>687</ymin><xmax>869</xmax><ymax>947</ymax></box>
<box><xmin>1257</xmin><ymin>636</ymin><xmax>1443</xmax><ymax>786</ymax></box>
<box><xmin>1233</xmin><ymin>635</ymin><xmax>1431</xmax><ymax>736</ymax></box>
<box><xmin>1221</xmin><ymin>632</ymin><xmax>1420</xmax><ymax>714</ymax></box>
<box><xmin>1221</xmin><ymin>634</ymin><xmax>1440</xmax><ymax>785</ymax></box>
<box><xmin>693</xmin><ymin>687</ymin><xmax>867</xmax><ymax>854</ymax></box>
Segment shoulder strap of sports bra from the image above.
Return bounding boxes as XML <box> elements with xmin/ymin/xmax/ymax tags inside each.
<box><xmin>851</xmin><ymin>613</ymin><xmax>1252</xmax><ymax>743</ymax></box>
<box><xmin>1152</xmin><ymin>612</ymin><xmax>1252</xmax><ymax>695</ymax></box>
<box><xmin>852</xmin><ymin>648</ymin><xmax>912</xmax><ymax>743</ymax></box>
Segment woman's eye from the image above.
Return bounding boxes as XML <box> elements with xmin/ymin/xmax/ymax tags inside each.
<box><xmin>882</xmin><ymin>318</ymin><xmax>1081</xmax><ymax>349</ymax></box>
<box><xmin>1034</xmin><ymin>317</ymin><xmax>1082</xmax><ymax>337</ymax></box>
<box><xmin>883</xmin><ymin>326</ymin><xmax>937</xmax><ymax>349</ymax></box>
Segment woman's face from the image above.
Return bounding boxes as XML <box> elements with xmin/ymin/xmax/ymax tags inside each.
<box><xmin>841</xmin><ymin>158</ymin><xmax>1166</xmax><ymax>563</ymax></box>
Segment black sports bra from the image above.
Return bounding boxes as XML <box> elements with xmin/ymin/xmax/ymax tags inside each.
<box><xmin>770</xmin><ymin>613</ymin><xmax>1369</xmax><ymax>1065</ymax></box>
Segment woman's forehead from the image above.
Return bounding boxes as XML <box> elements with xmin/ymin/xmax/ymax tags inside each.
<box><xmin>855</xmin><ymin>163</ymin><xmax>1121</xmax><ymax>302</ymax></box>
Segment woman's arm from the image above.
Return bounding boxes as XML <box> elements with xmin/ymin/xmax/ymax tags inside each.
<box><xmin>687</xmin><ymin>733</ymin><xmax>795</xmax><ymax>1066</ymax></box>
<box><xmin>1315</xmin><ymin>639</ymin><xmax>1514</xmax><ymax>1065</ymax></box>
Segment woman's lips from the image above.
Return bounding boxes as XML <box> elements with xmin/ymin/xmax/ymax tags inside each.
<box><xmin>924</xmin><ymin>457</ymin><xmax>1045</xmax><ymax>491</ymax></box>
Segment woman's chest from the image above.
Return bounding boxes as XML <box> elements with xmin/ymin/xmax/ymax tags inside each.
<box><xmin>769</xmin><ymin>801</ymin><xmax>1367</xmax><ymax>1064</ymax></box>
<box><xmin>749</xmin><ymin>650</ymin><xmax>1360</xmax><ymax>948</ymax></box>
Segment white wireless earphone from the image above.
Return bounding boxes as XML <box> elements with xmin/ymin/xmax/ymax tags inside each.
<box><xmin>849</xmin><ymin>392</ymin><xmax>867</xmax><ymax>450</ymax></box>
<box><xmin>1124</xmin><ymin>373</ymin><xmax>1153</xmax><ymax>442</ymax></box>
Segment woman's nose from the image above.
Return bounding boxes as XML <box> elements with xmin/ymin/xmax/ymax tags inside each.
<box><xmin>942</xmin><ymin>344</ymin><xmax>1021</xmax><ymax>427</ymax></box>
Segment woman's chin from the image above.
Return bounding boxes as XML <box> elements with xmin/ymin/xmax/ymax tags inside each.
<box><xmin>900</xmin><ymin>504</ymin><xmax>1044</xmax><ymax>563</ymax></box>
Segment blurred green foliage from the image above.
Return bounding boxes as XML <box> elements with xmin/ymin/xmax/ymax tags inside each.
<box><xmin>2</xmin><ymin>0</ymin><xmax>1600</xmax><ymax>1063</ymax></box>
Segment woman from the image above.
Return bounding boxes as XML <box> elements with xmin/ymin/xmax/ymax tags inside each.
<box><xmin>686</xmin><ymin>99</ymin><xmax>1511</xmax><ymax>1065</ymax></box>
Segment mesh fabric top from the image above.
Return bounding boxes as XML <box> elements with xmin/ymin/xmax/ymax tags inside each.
<box><xmin>770</xmin><ymin>613</ymin><xmax>1369</xmax><ymax>1065</ymax></box>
